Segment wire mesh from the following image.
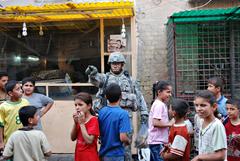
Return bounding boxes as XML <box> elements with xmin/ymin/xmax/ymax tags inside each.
<box><xmin>167</xmin><ymin>21</ymin><xmax>240</xmax><ymax>102</ymax></box>
<box><xmin>231</xmin><ymin>22</ymin><xmax>240</xmax><ymax>100</ymax></box>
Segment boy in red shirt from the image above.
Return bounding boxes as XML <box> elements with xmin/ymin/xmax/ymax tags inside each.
<box><xmin>224</xmin><ymin>98</ymin><xmax>240</xmax><ymax>161</ymax></box>
<box><xmin>161</xmin><ymin>99</ymin><xmax>191</xmax><ymax>161</ymax></box>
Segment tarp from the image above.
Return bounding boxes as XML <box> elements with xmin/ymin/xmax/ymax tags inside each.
<box><xmin>168</xmin><ymin>7</ymin><xmax>240</xmax><ymax>23</ymax></box>
<box><xmin>0</xmin><ymin>1</ymin><xmax>134</xmax><ymax>23</ymax></box>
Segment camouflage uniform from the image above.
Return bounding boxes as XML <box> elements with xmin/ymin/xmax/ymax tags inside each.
<box><xmin>86</xmin><ymin>52</ymin><xmax>148</xmax><ymax>161</ymax></box>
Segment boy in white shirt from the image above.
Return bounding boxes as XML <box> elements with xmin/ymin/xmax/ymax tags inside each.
<box><xmin>3</xmin><ymin>105</ymin><xmax>51</xmax><ymax>161</ymax></box>
<box><xmin>191</xmin><ymin>90</ymin><xmax>227</xmax><ymax>161</ymax></box>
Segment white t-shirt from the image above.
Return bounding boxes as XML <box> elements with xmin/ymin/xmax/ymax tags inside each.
<box><xmin>184</xmin><ymin>119</ymin><xmax>193</xmax><ymax>134</ymax></box>
<box><xmin>3</xmin><ymin>129</ymin><xmax>51</xmax><ymax>161</ymax></box>
<box><xmin>199</xmin><ymin>118</ymin><xmax>227</xmax><ymax>161</ymax></box>
<box><xmin>194</xmin><ymin>114</ymin><xmax>202</xmax><ymax>151</ymax></box>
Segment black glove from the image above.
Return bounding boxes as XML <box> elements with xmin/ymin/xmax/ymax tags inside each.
<box><xmin>85</xmin><ymin>65</ymin><xmax>98</xmax><ymax>76</ymax></box>
<box><xmin>140</xmin><ymin>114</ymin><xmax>148</xmax><ymax>124</ymax></box>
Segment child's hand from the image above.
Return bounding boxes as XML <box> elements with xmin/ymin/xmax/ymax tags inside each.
<box><xmin>73</xmin><ymin>112</ymin><xmax>79</xmax><ymax>124</ymax></box>
<box><xmin>164</xmin><ymin>143</ymin><xmax>171</xmax><ymax>149</ymax></box>
<box><xmin>78</xmin><ymin>111</ymin><xmax>85</xmax><ymax>124</ymax></box>
<box><xmin>160</xmin><ymin>150</ymin><xmax>166</xmax><ymax>159</ymax></box>
<box><xmin>160</xmin><ymin>147</ymin><xmax>166</xmax><ymax>155</ymax></box>
<box><xmin>160</xmin><ymin>144</ymin><xmax>169</xmax><ymax>158</ymax></box>
<box><xmin>191</xmin><ymin>155</ymin><xmax>202</xmax><ymax>161</ymax></box>
<box><xmin>169</xmin><ymin>118</ymin><xmax>175</xmax><ymax>126</ymax></box>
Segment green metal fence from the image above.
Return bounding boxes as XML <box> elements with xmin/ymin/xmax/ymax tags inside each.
<box><xmin>167</xmin><ymin>20</ymin><xmax>240</xmax><ymax>101</ymax></box>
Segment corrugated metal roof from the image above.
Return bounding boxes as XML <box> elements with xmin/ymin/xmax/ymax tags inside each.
<box><xmin>0</xmin><ymin>0</ymin><xmax>132</xmax><ymax>7</ymax></box>
<box><xmin>0</xmin><ymin>1</ymin><xmax>134</xmax><ymax>23</ymax></box>
<box><xmin>168</xmin><ymin>7</ymin><xmax>240</xmax><ymax>23</ymax></box>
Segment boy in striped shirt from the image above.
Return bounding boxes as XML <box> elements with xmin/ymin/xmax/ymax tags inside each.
<box><xmin>161</xmin><ymin>99</ymin><xmax>190</xmax><ymax>161</ymax></box>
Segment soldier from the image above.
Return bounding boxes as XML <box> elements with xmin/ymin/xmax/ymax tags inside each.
<box><xmin>85</xmin><ymin>52</ymin><xmax>148</xmax><ymax>161</ymax></box>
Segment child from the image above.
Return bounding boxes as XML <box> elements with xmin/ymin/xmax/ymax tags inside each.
<box><xmin>161</xmin><ymin>99</ymin><xmax>191</xmax><ymax>161</ymax></box>
<box><xmin>148</xmin><ymin>80</ymin><xmax>174</xmax><ymax>161</ymax></box>
<box><xmin>0</xmin><ymin>72</ymin><xmax>8</xmax><ymax>104</ymax></box>
<box><xmin>224</xmin><ymin>98</ymin><xmax>240</xmax><ymax>161</ymax></box>
<box><xmin>70</xmin><ymin>92</ymin><xmax>100</xmax><ymax>161</ymax></box>
<box><xmin>0</xmin><ymin>80</ymin><xmax>29</xmax><ymax>150</ymax></box>
<box><xmin>191</xmin><ymin>90</ymin><xmax>227</xmax><ymax>161</ymax></box>
<box><xmin>207</xmin><ymin>77</ymin><xmax>228</xmax><ymax>119</ymax></box>
<box><xmin>22</xmin><ymin>77</ymin><xmax>54</xmax><ymax>130</ymax></box>
<box><xmin>2</xmin><ymin>105</ymin><xmax>51</xmax><ymax>161</ymax></box>
<box><xmin>98</xmin><ymin>83</ymin><xmax>131</xmax><ymax>161</ymax></box>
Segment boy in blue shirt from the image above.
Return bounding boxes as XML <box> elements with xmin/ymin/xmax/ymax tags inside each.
<box><xmin>99</xmin><ymin>83</ymin><xmax>131</xmax><ymax>161</ymax></box>
<box><xmin>207</xmin><ymin>77</ymin><xmax>228</xmax><ymax>119</ymax></box>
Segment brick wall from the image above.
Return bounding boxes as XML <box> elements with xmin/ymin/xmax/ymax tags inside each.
<box><xmin>135</xmin><ymin>0</ymin><xmax>191</xmax><ymax>106</ymax></box>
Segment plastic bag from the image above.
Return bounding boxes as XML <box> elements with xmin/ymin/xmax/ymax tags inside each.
<box><xmin>135</xmin><ymin>123</ymin><xmax>148</xmax><ymax>148</ymax></box>
<box><xmin>138</xmin><ymin>148</ymin><xmax>150</xmax><ymax>161</ymax></box>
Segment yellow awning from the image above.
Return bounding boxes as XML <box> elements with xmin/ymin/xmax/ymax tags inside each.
<box><xmin>0</xmin><ymin>1</ymin><xmax>134</xmax><ymax>23</ymax></box>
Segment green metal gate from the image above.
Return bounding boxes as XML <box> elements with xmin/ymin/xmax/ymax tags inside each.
<box><xmin>167</xmin><ymin>7</ymin><xmax>240</xmax><ymax>101</ymax></box>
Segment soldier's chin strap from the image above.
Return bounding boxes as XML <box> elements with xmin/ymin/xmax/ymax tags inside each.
<box><xmin>110</xmin><ymin>68</ymin><xmax>123</xmax><ymax>75</ymax></box>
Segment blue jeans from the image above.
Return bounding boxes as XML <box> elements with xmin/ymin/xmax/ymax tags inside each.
<box><xmin>102</xmin><ymin>156</ymin><xmax>124</xmax><ymax>161</ymax></box>
<box><xmin>149</xmin><ymin>144</ymin><xmax>164</xmax><ymax>161</ymax></box>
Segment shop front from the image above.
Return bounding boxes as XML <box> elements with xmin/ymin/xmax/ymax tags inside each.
<box><xmin>0</xmin><ymin>1</ymin><xmax>137</xmax><ymax>153</ymax></box>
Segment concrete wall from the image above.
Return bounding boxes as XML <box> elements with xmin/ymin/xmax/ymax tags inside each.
<box><xmin>135</xmin><ymin>0</ymin><xmax>240</xmax><ymax>106</ymax></box>
<box><xmin>135</xmin><ymin>0</ymin><xmax>191</xmax><ymax>105</ymax></box>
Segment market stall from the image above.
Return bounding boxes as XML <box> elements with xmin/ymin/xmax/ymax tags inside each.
<box><xmin>0</xmin><ymin>0</ymin><xmax>137</xmax><ymax>153</ymax></box>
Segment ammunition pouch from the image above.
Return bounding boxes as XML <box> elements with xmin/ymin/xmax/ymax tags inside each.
<box><xmin>120</xmin><ymin>92</ymin><xmax>138</xmax><ymax>111</ymax></box>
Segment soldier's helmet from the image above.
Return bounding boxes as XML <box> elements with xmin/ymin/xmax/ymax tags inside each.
<box><xmin>108</xmin><ymin>52</ymin><xmax>126</xmax><ymax>64</ymax></box>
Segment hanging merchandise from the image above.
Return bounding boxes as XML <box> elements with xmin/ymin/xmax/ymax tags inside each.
<box><xmin>39</xmin><ymin>25</ymin><xmax>44</xmax><ymax>36</ymax></box>
<box><xmin>121</xmin><ymin>18</ymin><xmax>126</xmax><ymax>38</ymax></box>
<box><xmin>22</xmin><ymin>22</ymin><xmax>27</xmax><ymax>36</ymax></box>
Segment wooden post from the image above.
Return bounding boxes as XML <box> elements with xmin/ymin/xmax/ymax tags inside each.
<box><xmin>131</xmin><ymin>16</ymin><xmax>138</xmax><ymax>155</ymax></box>
<box><xmin>131</xmin><ymin>18</ymin><xmax>137</xmax><ymax>78</ymax></box>
<box><xmin>46</xmin><ymin>85</ymin><xmax>49</xmax><ymax>97</ymax></box>
<box><xmin>100</xmin><ymin>18</ymin><xmax>105</xmax><ymax>73</ymax></box>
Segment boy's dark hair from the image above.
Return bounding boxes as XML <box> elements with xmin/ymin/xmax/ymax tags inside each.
<box><xmin>105</xmin><ymin>83</ymin><xmax>121</xmax><ymax>103</ymax></box>
<box><xmin>5</xmin><ymin>80</ymin><xmax>18</xmax><ymax>94</ymax></box>
<box><xmin>171</xmin><ymin>98</ymin><xmax>189</xmax><ymax>118</ymax></box>
<box><xmin>226</xmin><ymin>98</ymin><xmax>240</xmax><ymax>110</ymax></box>
<box><xmin>0</xmin><ymin>72</ymin><xmax>8</xmax><ymax>79</ymax></box>
<box><xmin>195</xmin><ymin>90</ymin><xmax>216</xmax><ymax>106</ymax></box>
<box><xmin>19</xmin><ymin>105</ymin><xmax>37</xmax><ymax>126</ymax></box>
<box><xmin>22</xmin><ymin>77</ymin><xmax>35</xmax><ymax>86</ymax></box>
<box><xmin>208</xmin><ymin>77</ymin><xmax>224</xmax><ymax>92</ymax></box>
